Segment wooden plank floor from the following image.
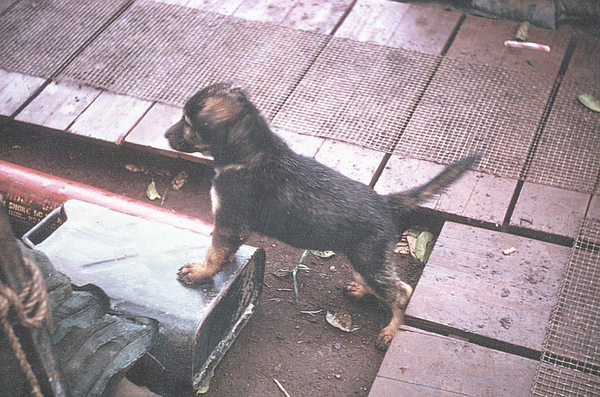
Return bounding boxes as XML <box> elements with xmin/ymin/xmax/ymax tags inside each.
<box><xmin>1</xmin><ymin>0</ymin><xmax>599</xmax><ymax>395</ymax></box>
<box><xmin>369</xmin><ymin>326</ymin><xmax>538</xmax><ymax>396</ymax></box>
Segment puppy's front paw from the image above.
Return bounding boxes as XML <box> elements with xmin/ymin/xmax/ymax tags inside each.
<box><xmin>344</xmin><ymin>282</ymin><xmax>368</xmax><ymax>299</ymax></box>
<box><xmin>375</xmin><ymin>328</ymin><xmax>396</xmax><ymax>351</ymax></box>
<box><xmin>177</xmin><ymin>262</ymin><xmax>213</xmax><ymax>284</ymax></box>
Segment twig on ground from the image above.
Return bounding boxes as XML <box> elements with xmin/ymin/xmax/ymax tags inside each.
<box><xmin>274</xmin><ymin>378</ymin><xmax>291</xmax><ymax>397</ymax></box>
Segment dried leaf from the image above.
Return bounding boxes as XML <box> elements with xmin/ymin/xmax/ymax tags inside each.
<box><xmin>515</xmin><ymin>21</ymin><xmax>530</xmax><ymax>41</ymax></box>
<box><xmin>125</xmin><ymin>164</ymin><xmax>145</xmax><ymax>173</ymax></box>
<box><xmin>309</xmin><ymin>250</ymin><xmax>335</xmax><ymax>258</ymax></box>
<box><xmin>578</xmin><ymin>94</ymin><xmax>600</xmax><ymax>113</ymax></box>
<box><xmin>146</xmin><ymin>180</ymin><xmax>161</xmax><ymax>201</ymax></box>
<box><xmin>326</xmin><ymin>310</ymin><xmax>359</xmax><ymax>333</ymax></box>
<box><xmin>170</xmin><ymin>170</ymin><xmax>188</xmax><ymax>190</ymax></box>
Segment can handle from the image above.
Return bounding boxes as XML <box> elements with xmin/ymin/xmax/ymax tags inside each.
<box><xmin>22</xmin><ymin>205</ymin><xmax>64</xmax><ymax>248</ymax></box>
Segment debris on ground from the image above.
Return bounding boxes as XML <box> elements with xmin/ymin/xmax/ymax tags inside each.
<box><xmin>515</xmin><ymin>21</ymin><xmax>530</xmax><ymax>41</ymax></box>
<box><xmin>504</xmin><ymin>40</ymin><xmax>550</xmax><ymax>52</ymax></box>
<box><xmin>274</xmin><ymin>378</ymin><xmax>291</xmax><ymax>397</ymax></box>
<box><xmin>125</xmin><ymin>164</ymin><xmax>171</xmax><ymax>177</ymax></box>
<box><xmin>395</xmin><ymin>228</ymin><xmax>436</xmax><ymax>263</ymax></box>
<box><xmin>502</xmin><ymin>247</ymin><xmax>517</xmax><ymax>255</ymax></box>
<box><xmin>309</xmin><ymin>250</ymin><xmax>335</xmax><ymax>258</ymax></box>
<box><xmin>146</xmin><ymin>180</ymin><xmax>161</xmax><ymax>201</ymax></box>
<box><xmin>326</xmin><ymin>310</ymin><xmax>359</xmax><ymax>333</ymax></box>
<box><xmin>578</xmin><ymin>94</ymin><xmax>600</xmax><ymax>113</ymax></box>
<box><xmin>170</xmin><ymin>170</ymin><xmax>188</xmax><ymax>190</ymax></box>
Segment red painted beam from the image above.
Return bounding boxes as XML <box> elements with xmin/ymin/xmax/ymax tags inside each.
<box><xmin>0</xmin><ymin>159</ymin><xmax>214</xmax><ymax>236</ymax></box>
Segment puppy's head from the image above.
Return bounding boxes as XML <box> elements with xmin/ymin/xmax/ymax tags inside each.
<box><xmin>165</xmin><ymin>82</ymin><xmax>249</xmax><ymax>156</ymax></box>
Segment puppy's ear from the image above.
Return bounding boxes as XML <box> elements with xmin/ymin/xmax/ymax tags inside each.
<box><xmin>199</xmin><ymin>93</ymin><xmax>243</xmax><ymax>127</ymax></box>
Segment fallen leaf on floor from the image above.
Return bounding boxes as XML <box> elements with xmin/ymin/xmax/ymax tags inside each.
<box><xmin>396</xmin><ymin>228</ymin><xmax>435</xmax><ymax>263</ymax></box>
<box><xmin>415</xmin><ymin>231</ymin><xmax>435</xmax><ymax>263</ymax></box>
<box><xmin>578</xmin><ymin>94</ymin><xmax>600</xmax><ymax>113</ymax></box>
<box><xmin>146</xmin><ymin>180</ymin><xmax>161</xmax><ymax>201</ymax></box>
<box><xmin>326</xmin><ymin>310</ymin><xmax>359</xmax><ymax>333</ymax></box>
<box><xmin>170</xmin><ymin>170</ymin><xmax>188</xmax><ymax>190</ymax></box>
<box><xmin>515</xmin><ymin>21</ymin><xmax>530</xmax><ymax>41</ymax></box>
<box><xmin>309</xmin><ymin>250</ymin><xmax>335</xmax><ymax>258</ymax></box>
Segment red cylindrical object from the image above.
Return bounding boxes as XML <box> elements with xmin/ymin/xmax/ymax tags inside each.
<box><xmin>0</xmin><ymin>160</ymin><xmax>214</xmax><ymax>236</ymax></box>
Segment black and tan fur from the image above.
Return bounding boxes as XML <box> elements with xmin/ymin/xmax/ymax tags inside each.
<box><xmin>166</xmin><ymin>82</ymin><xmax>480</xmax><ymax>350</ymax></box>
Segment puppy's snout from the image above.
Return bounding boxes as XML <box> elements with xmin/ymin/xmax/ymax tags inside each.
<box><xmin>165</xmin><ymin>119</ymin><xmax>197</xmax><ymax>153</ymax></box>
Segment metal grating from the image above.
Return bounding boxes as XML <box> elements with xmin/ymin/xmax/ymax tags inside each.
<box><xmin>394</xmin><ymin>58</ymin><xmax>555</xmax><ymax>178</ymax></box>
<box><xmin>531</xmin><ymin>218</ymin><xmax>600</xmax><ymax>396</ymax></box>
<box><xmin>525</xmin><ymin>78</ymin><xmax>600</xmax><ymax>194</ymax></box>
<box><xmin>58</xmin><ymin>0</ymin><xmax>329</xmax><ymax>120</ymax></box>
<box><xmin>532</xmin><ymin>361</ymin><xmax>600</xmax><ymax>396</ymax></box>
<box><xmin>0</xmin><ymin>0</ymin><xmax>129</xmax><ymax>78</ymax></box>
<box><xmin>272</xmin><ymin>37</ymin><xmax>441</xmax><ymax>153</ymax></box>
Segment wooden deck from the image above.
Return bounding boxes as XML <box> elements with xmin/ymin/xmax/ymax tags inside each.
<box><xmin>1</xmin><ymin>0</ymin><xmax>599</xmax><ymax>395</ymax></box>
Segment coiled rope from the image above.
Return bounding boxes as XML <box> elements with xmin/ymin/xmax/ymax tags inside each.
<box><xmin>0</xmin><ymin>257</ymin><xmax>49</xmax><ymax>397</ymax></box>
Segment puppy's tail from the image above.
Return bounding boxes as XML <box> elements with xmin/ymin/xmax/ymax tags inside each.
<box><xmin>386</xmin><ymin>153</ymin><xmax>481</xmax><ymax>212</ymax></box>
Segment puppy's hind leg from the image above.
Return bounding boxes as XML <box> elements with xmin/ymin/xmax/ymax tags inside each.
<box><xmin>178</xmin><ymin>227</ymin><xmax>247</xmax><ymax>284</ymax></box>
<box><xmin>375</xmin><ymin>280</ymin><xmax>412</xmax><ymax>350</ymax></box>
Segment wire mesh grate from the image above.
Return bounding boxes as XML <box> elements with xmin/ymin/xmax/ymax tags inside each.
<box><xmin>525</xmin><ymin>78</ymin><xmax>600</xmax><ymax>194</ymax></box>
<box><xmin>272</xmin><ymin>37</ymin><xmax>442</xmax><ymax>153</ymax></box>
<box><xmin>58</xmin><ymin>0</ymin><xmax>329</xmax><ymax>120</ymax></box>
<box><xmin>531</xmin><ymin>218</ymin><xmax>600</xmax><ymax>396</ymax></box>
<box><xmin>0</xmin><ymin>0</ymin><xmax>129</xmax><ymax>78</ymax></box>
<box><xmin>393</xmin><ymin>57</ymin><xmax>556</xmax><ymax>178</ymax></box>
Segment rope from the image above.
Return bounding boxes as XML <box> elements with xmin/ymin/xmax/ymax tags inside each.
<box><xmin>0</xmin><ymin>257</ymin><xmax>49</xmax><ymax>397</ymax></box>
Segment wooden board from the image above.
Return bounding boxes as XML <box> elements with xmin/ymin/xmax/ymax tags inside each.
<box><xmin>510</xmin><ymin>182</ymin><xmax>590</xmax><ymax>238</ymax></box>
<box><xmin>369</xmin><ymin>326</ymin><xmax>537</xmax><ymax>397</ymax></box>
<box><xmin>0</xmin><ymin>70</ymin><xmax>45</xmax><ymax>117</ymax></box>
<box><xmin>375</xmin><ymin>156</ymin><xmax>446</xmax><ymax>209</ymax></box>
<box><xmin>375</xmin><ymin>156</ymin><xmax>517</xmax><ymax>225</ymax></box>
<box><xmin>446</xmin><ymin>14</ymin><xmax>570</xmax><ymax>77</ymax></box>
<box><xmin>14</xmin><ymin>81</ymin><xmax>101</xmax><ymax>131</ymax></box>
<box><xmin>314</xmin><ymin>140</ymin><xmax>385</xmax><ymax>186</ymax></box>
<box><xmin>588</xmin><ymin>195</ymin><xmax>600</xmax><ymax>224</ymax></box>
<box><xmin>275</xmin><ymin>129</ymin><xmax>324</xmax><ymax>158</ymax></box>
<box><xmin>563</xmin><ymin>34</ymin><xmax>600</xmax><ymax>83</ymax></box>
<box><xmin>281</xmin><ymin>0</ymin><xmax>354</xmax><ymax>34</ymax></box>
<box><xmin>232</xmin><ymin>0</ymin><xmax>301</xmax><ymax>23</ymax></box>
<box><xmin>68</xmin><ymin>91</ymin><xmax>152</xmax><ymax>143</ymax></box>
<box><xmin>406</xmin><ymin>222</ymin><xmax>570</xmax><ymax>351</ymax></box>
<box><xmin>0</xmin><ymin>0</ymin><xmax>15</xmax><ymax>14</ymax></box>
<box><xmin>125</xmin><ymin>102</ymin><xmax>211</xmax><ymax>163</ymax></box>
<box><xmin>276</xmin><ymin>130</ymin><xmax>382</xmax><ymax>186</ymax></box>
<box><xmin>335</xmin><ymin>0</ymin><xmax>461</xmax><ymax>53</ymax></box>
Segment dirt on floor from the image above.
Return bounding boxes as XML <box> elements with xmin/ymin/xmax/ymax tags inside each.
<box><xmin>0</xmin><ymin>125</ymin><xmax>433</xmax><ymax>397</ymax></box>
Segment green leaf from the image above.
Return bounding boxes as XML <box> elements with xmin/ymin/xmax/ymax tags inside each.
<box><xmin>578</xmin><ymin>94</ymin><xmax>600</xmax><ymax>113</ymax></box>
<box><xmin>197</xmin><ymin>371</ymin><xmax>214</xmax><ymax>394</ymax></box>
<box><xmin>415</xmin><ymin>231</ymin><xmax>435</xmax><ymax>263</ymax></box>
<box><xmin>146</xmin><ymin>180</ymin><xmax>161</xmax><ymax>201</ymax></box>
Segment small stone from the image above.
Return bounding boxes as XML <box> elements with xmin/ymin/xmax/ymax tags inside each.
<box><xmin>333</xmin><ymin>342</ymin><xmax>341</xmax><ymax>350</ymax></box>
<box><xmin>335</xmin><ymin>374</ymin><xmax>342</xmax><ymax>379</ymax></box>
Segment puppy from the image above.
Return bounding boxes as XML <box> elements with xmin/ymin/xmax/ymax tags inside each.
<box><xmin>166</xmin><ymin>82</ymin><xmax>479</xmax><ymax>350</ymax></box>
